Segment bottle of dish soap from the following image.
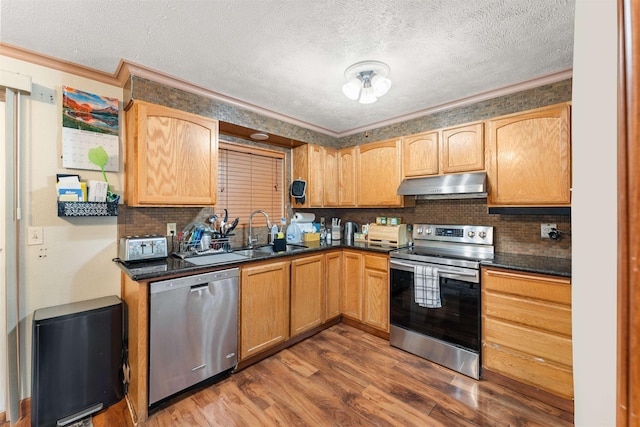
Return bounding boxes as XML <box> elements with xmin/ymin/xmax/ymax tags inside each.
<box><xmin>286</xmin><ymin>219</ymin><xmax>301</xmax><ymax>244</ymax></box>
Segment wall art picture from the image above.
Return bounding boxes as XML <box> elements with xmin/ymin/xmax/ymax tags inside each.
<box><xmin>61</xmin><ymin>86</ymin><xmax>120</xmax><ymax>172</ymax></box>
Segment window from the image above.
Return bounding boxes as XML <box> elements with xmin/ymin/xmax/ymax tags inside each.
<box><xmin>217</xmin><ymin>141</ymin><xmax>284</xmax><ymax>228</ymax></box>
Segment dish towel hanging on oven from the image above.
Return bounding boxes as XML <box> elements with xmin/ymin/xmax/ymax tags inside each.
<box><xmin>414</xmin><ymin>265</ymin><xmax>442</xmax><ymax>308</ymax></box>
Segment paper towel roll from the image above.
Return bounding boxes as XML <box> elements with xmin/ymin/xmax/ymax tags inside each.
<box><xmin>293</xmin><ymin>212</ymin><xmax>315</xmax><ymax>223</ymax></box>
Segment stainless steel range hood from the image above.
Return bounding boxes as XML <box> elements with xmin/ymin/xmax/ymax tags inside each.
<box><xmin>397</xmin><ymin>171</ymin><xmax>487</xmax><ymax>199</ymax></box>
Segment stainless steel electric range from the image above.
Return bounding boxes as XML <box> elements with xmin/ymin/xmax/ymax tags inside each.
<box><xmin>389</xmin><ymin>224</ymin><xmax>494</xmax><ymax>379</ymax></box>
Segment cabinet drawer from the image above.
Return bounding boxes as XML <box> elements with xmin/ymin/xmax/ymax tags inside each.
<box><xmin>483</xmin><ymin>292</ymin><xmax>572</xmax><ymax>336</ymax></box>
<box><xmin>484</xmin><ymin>318</ymin><xmax>572</xmax><ymax>367</ymax></box>
<box><xmin>482</xmin><ymin>268</ymin><xmax>571</xmax><ymax>304</ymax></box>
<box><xmin>483</xmin><ymin>345</ymin><xmax>574</xmax><ymax>400</ymax></box>
<box><xmin>364</xmin><ymin>254</ymin><xmax>388</xmax><ymax>271</ymax></box>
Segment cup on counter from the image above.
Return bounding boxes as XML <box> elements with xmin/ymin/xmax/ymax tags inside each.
<box><xmin>201</xmin><ymin>234</ymin><xmax>211</xmax><ymax>250</ymax></box>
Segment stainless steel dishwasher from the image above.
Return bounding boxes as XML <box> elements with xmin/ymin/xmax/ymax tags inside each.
<box><xmin>148</xmin><ymin>268</ymin><xmax>238</xmax><ymax>406</ymax></box>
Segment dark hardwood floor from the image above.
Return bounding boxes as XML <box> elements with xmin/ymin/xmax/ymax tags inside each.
<box><xmin>12</xmin><ymin>323</ymin><xmax>574</xmax><ymax>426</ymax></box>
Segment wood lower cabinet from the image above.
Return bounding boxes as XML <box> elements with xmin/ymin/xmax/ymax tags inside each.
<box><xmin>341</xmin><ymin>250</ymin><xmax>364</xmax><ymax>320</ymax></box>
<box><xmin>125</xmin><ymin>100</ymin><xmax>218</xmax><ymax>206</ymax></box>
<box><xmin>290</xmin><ymin>254</ymin><xmax>324</xmax><ymax>336</ymax></box>
<box><xmin>341</xmin><ymin>251</ymin><xmax>389</xmax><ymax>333</ymax></box>
<box><xmin>325</xmin><ymin>251</ymin><xmax>342</xmax><ymax>320</ymax></box>
<box><xmin>486</xmin><ymin>103</ymin><xmax>571</xmax><ymax>206</ymax></box>
<box><xmin>240</xmin><ymin>260</ymin><xmax>290</xmax><ymax>360</ymax></box>
<box><xmin>362</xmin><ymin>254</ymin><xmax>389</xmax><ymax>332</ymax></box>
<box><xmin>481</xmin><ymin>267</ymin><xmax>573</xmax><ymax>400</ymax></box>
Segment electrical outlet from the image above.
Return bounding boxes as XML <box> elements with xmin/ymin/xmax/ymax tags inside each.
<box><xmin>27</xmin><ymin>226</ymin><xmax>44</xmax><ymax>245</ymax></box>
<box><xmin>541</xmin><ymin>223</ymin><xmax>557</xmax><ymax>239</ymax></box>
<box><xmin>167</xmin><ymin>223</ymin><xmax>177</xmax><ymax>236</ymax></box>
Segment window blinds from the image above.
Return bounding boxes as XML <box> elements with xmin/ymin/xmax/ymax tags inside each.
<box><xmin>218</xmin><ymin>145</ymin><xmax>284</xmax><ymax>228</ymax></box>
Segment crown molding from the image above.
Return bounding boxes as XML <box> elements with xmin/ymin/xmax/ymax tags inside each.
<box><xmin>334</xmin><ymin>68</ymin><xmax>574</xmax><ymax>138</ymax></box>
<box><xmin>1</xmin><ymin>43</ymin><xmax>572</xmax><ymax>139</ymax></box>
<box><xmin>0</xmin><ymin>42</ymin><xmax>123</xmax><ymax>87</ymax></box>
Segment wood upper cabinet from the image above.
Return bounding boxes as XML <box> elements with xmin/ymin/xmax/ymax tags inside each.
<box><xmin>441</xmin><ymin>122</ymin><xmax>484</xmax><ymax>174</ymax></box>
<box><xmin>486</xmin><ymin>103</ymin><xmax>571</xmax><ymax>206</ymax></box>
<box><xmin>324</xmin><ymin>251</ymin><xmax>342</xmax><ymax>321</ymax></box>
<box><xmin>403</xmin><ymin>131</ymin><xmax>439</xmax><ymax>177</ymax></box>
<box><xmin>240</xmin><ymin>260</ymin><xmax>290</xmax><ymax>360</ymax></box>
<box><xmin>125</xmin><ymin>100</ymin><xmax>218</xmax><ymax>206</ymax></box>
<box><xmin>357</xmin><ymin>138</ymin><xmax>404</xmax><ymax>207</ymax></box>
<box><xmin>482</xmin><ymin>267</ymin><xmax>573</xmax><ymax>400</ymax></box>
<box><xmin>323</xmin><ymin>147</ymin><xmax>339</xmax><ymax>207</ymax></box>
<box><xmin>338</xmin><ymin>147</ymin><xmax>357</xmax><ymax>207</ymax></box>
<box><xmin>292</xmin><ymin>143</ymin><xmax>324</xmax><ymax>207</ymax></box>
<box><xmin>341</xmin><ymin>250</ymin><xmax>364</xmax><ymax>321</ymax></box>
<box><xmin>362</xmin><ymin>254</ymin><xmax>389</xmax><ymax>332</ymax></box>
<box><xmin>290</xmin><ymin>254</ymin><xmax>324</xmax><ymax>336</ymax></box>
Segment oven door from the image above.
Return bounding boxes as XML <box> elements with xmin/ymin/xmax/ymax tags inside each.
<box><xmin>390</xmin><ymin>258</ymin><xmax>480</xmax><ymax>352</ymax></box>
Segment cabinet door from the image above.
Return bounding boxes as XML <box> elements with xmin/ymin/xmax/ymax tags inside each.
<box><xmin>292</xmin><ymin>144</ymin><xmax>325</xmax><ymax>207</ymax></box>
<box><xmin>323</xmin><ymin>148</ymin><xmax>339</xmax><ymax>207</ymax></box>
<box><xmin>486</xmin><ymin>104</ymin><xmax>571</xmax><ymax>206</ymax></box>
<box><xmin>324</xmin><ymin>251</ymin><xmax>342</xmax><ymax>321</ymax></box>
<box><xmin>125</xmin><ymin>100</ymin><xmax>218</xmax><ymax>206</ymax></box>
<box><xmin>290</xmin><ymin>255</ymin><xmax>324</xmax><ymax>336</ymax></box>
<box><xmin>338</xmin><ymin>147</ymin><xmax>357</xmax><ymax>207</ymax></box>
<box><xmin>403</xmin><ymin>131</ymin><xmax>439</xmax><ymax>177</ymax></box>
<box><xmin>240</xmin><ymin>261</ymin><xmax>290</xmax><ymax>360</ymax></box>
<box><xmin>341</xmin><ymin>251</ymin><xmax>364</xmax><ymax>320</ymax></box>
<box><xmin>441</xmin><ymin>122</ymin><xmax>484</xmax><ymax>174</ymax></box>
<box><xmin>357</xmin><ymin>138</ymin><xmax>403</xmax><ymax>206</ymax></box>
<box><xmin>363</xmin><ymin>254</ymin><xmax>389</xmax><ymax>332</ymax></box>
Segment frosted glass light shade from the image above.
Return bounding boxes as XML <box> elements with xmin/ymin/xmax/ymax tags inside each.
<box><xmin>372</xmin><ymin>75</ymin><xmax>392</xmax><ymax>97</ymax></box>
<box><xmin>359</xmin><ymin>86</ymin><xmax>377</xmax><ymax>104</ymax></box>
<box><xmin>342</xmin><ymin>78</ymin><xmax>361</xmax><ymax>100</ymax></box>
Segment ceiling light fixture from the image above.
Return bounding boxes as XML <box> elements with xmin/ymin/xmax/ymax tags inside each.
<box><xmin>342</xmin><ymin>60</ymin><xmax>392</xmax><ymax>104</ymax></box>
<box><xmin>250</xmin><ymin>132</ymin><xmax>269</xmax><ymax>140</ymax></box>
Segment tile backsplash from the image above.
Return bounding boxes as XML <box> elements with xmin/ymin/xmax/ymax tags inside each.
<box><xmin>119</xmin><ymin>198</ymin><xmax>571</xmax><ymax>259</ymax></box>
<box><xmin>303</xmin><ymin>199</ymin><xmax>571</xmax><ymax>258</ymax></box>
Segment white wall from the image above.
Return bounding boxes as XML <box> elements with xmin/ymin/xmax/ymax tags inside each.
<box><xmin>572</xmin><ymin>0</ymin><xmax>617</xmax><ymax>425</ymax></box>
<box><xmin>1</xmin><ymin>56</ymin><xmax>123</xmax><ymax>409</ymax></box>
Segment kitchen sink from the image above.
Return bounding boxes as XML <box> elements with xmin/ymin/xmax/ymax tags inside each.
<box><xmin>233</xmin><ymin>244</ymin><xmax>307</xmax><ymax>257</ymax></box>
<box><xmin>184</xmin><ymin>252</ymin><xmax>249</xmax><ymax>266</ymax></box>
<box><xmin>255</xmin><ymin>244</ymin><xmax>307</xmax><ymax>253</ymax></box>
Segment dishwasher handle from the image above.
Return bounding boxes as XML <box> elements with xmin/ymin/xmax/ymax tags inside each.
<box><xmin>190</xmin><ymin>284</ymin><xmax>209</xmax><ymax>292</ymax></box>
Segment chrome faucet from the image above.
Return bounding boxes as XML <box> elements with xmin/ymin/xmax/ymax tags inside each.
<box><xmin>247</xmin><ymin>210</ymin><xmax>272</xmax><ymax>248</ymax></box>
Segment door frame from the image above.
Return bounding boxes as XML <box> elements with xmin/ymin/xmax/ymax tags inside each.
<box><xmin>618</xmin><ymin>0</ymin><xmax>639</xmax><ymax>425</ymax></box>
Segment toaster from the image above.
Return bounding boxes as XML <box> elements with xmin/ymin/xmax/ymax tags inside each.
<box><xmin>119</xmin><ymin>236</ymin><xmax>168</xmax><ymax>262</ymax></box>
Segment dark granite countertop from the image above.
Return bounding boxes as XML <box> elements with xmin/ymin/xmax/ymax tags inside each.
<box><xmin>115</xmin><ymin>240</ymin><xmax>397</xmax><ymax>281</ymax></box>
<box><xmin>482</xmin><ymin>252</ymin><xmax>572</xmax><ymax>278</ymax></box>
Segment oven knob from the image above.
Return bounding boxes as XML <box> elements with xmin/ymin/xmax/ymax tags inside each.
<box><xmin>479</xmin><ymin>231</ymin><xmax>487</xmax><ymax>238</ymax></box>
<box><xmin>425</xmin><ymin>228</ymin><xmax>432</xmax><ymax>235</ymax></box>
<box><xmin>467</xmin><ymin>231</ymin><xmax>475</xmax><ymax>238</ymax></box>
<box><xmin>416</xmin><ymin>227</ymin><xmax>424</xmax><ymax>234</ymax></box>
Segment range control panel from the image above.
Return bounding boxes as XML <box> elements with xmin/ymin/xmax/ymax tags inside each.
<box><xmin>413</xmin><ymin>224</ymin><xmax>493</xmax><ymax>245</ymax></box>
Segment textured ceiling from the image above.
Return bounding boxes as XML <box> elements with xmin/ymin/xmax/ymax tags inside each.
<box><xmin>0</xmin><ymin>0</ymin><xmax>575</xmax><ymax>136</ymax></box>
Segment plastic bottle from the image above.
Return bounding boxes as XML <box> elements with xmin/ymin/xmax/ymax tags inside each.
<box><xmin>286</xmin><ymin>220</ymin><xmax>301</xmax><ymax>244</ymax></box>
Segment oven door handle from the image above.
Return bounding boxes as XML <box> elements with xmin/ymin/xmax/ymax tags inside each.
<box><xmin>390</xmin><ymin>260</ymin><xmax>477</xmax><ymax>277</ymax></box>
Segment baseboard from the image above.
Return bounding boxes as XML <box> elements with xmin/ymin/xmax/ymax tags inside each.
<box><xmin>482</xmin><ymin>369</ymin><xmax>574</xmax><ymax>421</ymax></box>
<box><xmin>0</xmin><ymin>398</ymin><xmax>31</xmax><ymax>426</ymax></box>
<box><xmin>340</xmin><ymin>316</ymin><xmax>390</xmax><ymax>340</ymax></box>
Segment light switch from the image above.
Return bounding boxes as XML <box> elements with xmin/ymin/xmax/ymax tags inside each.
<box><xmin>27</xmin><ymin>226</ymin><xmax>44</xmax><ymax>245</ymax></box>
